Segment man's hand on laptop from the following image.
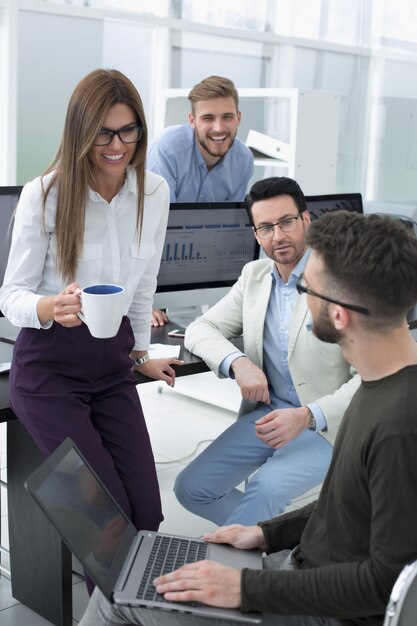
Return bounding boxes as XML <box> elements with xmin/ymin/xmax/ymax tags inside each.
<box><xmin>151</xmin><ymin>308</ymin><xmax>169</xmax><ymax>327</ymax></box>
<box><xmin>231</xmin><ymin>357</ymin><xmax>270</xmax><ymax>404</ymax></box>
<box><xmin>153</xmin><ymin>560</ymin><xmax>242</xmax><ymax>608</ymax></box>
<box><xmin>255</xmin><ymin>406</ymin><xmax>311</xmax><ymax>448</ymax></box>
<box><xmin>153</xmin><ymin>525</ymin><xmax>266</xmax><ymax>608</ymax></box>
<box><xmin>204</xmin><ymin>524</ymin><xmax>268</xmax><ymax>552</ymax></box>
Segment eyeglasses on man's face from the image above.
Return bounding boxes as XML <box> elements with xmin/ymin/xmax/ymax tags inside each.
<box><xmin>93</xmin><ymin>124</ymin><xmax>143</xmax><ymax>146</ymax></box>
<box><xmin>296</xmin><ymin>273</ymin><xmax>370</xmax><ymax>316</ymax></box>
<box><xmin>254</xmin><ymin>212</ymin><xmax>305</xmax><ymax>240</ymax></box>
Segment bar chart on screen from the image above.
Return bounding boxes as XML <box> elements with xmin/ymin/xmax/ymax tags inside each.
<box><xmin>159</xmin><ymin>213</ymin><xmax>255</xmax><ymax>285</ymax></box>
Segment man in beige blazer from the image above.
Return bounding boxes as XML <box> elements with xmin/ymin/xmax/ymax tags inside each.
<box><xmin>174</xmin><ymin>176</ymin><xmax>359</xmax><ymax>526</ymax></box>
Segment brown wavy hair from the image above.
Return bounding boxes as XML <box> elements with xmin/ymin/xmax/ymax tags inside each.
<box><xmin>42</xmin><ymin>69</ymin><xmax>148</xmax><ymax>282</ymax></box>
<box><xmin>188</xmin><ymin>76</ymin><xmax>239</xmax><ymax>115</ymax></box>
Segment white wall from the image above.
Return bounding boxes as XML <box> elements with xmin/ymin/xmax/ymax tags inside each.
<box><xmin>17</xmin><ymin>10</ymin><xmax>103</xmax><ymax>183</ymax></box>
<box><xmin>1</xmin><ymin>0</ymin><xmax>417</xmax><ymax>206</ymax></box>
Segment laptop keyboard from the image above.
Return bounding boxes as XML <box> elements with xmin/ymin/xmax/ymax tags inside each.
<box><xmin>137</xmin><ymin>535</ymin><xmax>208</xmax><ymax>602</ymax></box>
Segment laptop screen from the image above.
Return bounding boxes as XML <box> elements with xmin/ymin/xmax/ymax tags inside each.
<box><xmin>156</xmin><ymin>202</ymin><xmax>259</xmax><ymax>293</ymax></box>
<box><xmin>25</xmin><ymin>439</ymin><xmax>138</xmax><ymax>599</ymax></box>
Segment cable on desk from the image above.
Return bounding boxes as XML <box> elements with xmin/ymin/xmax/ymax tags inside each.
<box><xmin>155</xmin><ymin>439</ymin><xmax>214</xmax><ymax>465</ymax></box>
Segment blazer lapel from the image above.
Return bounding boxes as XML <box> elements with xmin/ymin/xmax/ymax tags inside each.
<box><xmin>253</xmin><ymin>271</ymin><xmax>273</xmax><ymax>366</ymax></box>
<box><xmin>288</xmin><ymin>292</ymin><xmax>309</xmax><ymax>360</ymax></box>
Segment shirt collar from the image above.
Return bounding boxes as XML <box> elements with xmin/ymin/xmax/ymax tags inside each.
<box><xmin>192</xmin><ymin>133</ymin><xmax>225</xmax><ymax>170</ymax></box>
<box><xmin>88</xmin><ymin>166</ymin><xmax>137</xmax><ymax>202</ymax></box>
<box><xmin>193</xmin><ymin>134</ymin><xmax>207</xmax><ymax>168</ymax></box>
<box><xmin>124</xmin><ymin>166</ymin><xmax>138</xmax><ymax>195</ymax></box>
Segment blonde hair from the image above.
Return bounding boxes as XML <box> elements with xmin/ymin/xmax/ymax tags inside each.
<box><xmin>188</xmin><ymin>76</ymin><xmax>239</xmax><ymax>115</ymax></box>
<box><xmin>42</xmin><ymin>69</ymin><xmax>147</xmax><ymax>282</ymax></box>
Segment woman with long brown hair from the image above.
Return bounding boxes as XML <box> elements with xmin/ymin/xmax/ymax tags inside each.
<box><xmin>0</xmin><ymin>69</ymin><xmax>181</xmax><ymax>589</ymax></box>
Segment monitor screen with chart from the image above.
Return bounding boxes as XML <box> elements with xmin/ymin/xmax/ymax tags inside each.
<box><xmin>153</xmin><ymin>202</ymin><xmax>259</xmax><ymax>311</ymax></box>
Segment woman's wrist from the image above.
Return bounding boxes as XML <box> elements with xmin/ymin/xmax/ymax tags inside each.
<box><xmin>36</xmin><ymin>295</ymin><xmax>56</xmax><ymax>324</ymax></box>
<box><xmin>130</xmin><ymin>349</ymin><xmax>148</xmax><ymax>359</ymax></box>
<box><xmin>130</xmin><ymin>350</ymin><xmax>150</xmax><ymax>367</ymax></box>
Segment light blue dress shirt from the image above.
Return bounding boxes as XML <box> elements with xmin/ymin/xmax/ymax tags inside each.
<box><xmin>146</xmin><ymin>124</ymin><xmax>254</xmax><ymax>202</ymax></box>
<box><xmin>221</xmin><ymin>250</ymin><xmax>326</xmax><ymax>432</ymax></box>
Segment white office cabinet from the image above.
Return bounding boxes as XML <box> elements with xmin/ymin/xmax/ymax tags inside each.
<box><xmin>153</xmin><ymin>88</ymin><xmax>340</xmax><ymax>195</ymax></box>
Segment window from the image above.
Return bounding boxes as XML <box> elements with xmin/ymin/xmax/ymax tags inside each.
<box><xmin>273</xmin><ymin>0</ymin><xmax>365</xmax><ymax>46</ymax></box>
<box><xmin>175</xmin><ymin>0</ymin><xmax>269</xmax><ymax>32</ymax></box>
<box><xmin>104</xmin><ymin>0</ymin><xmax>168</xmax><ymax>15</ymax></box>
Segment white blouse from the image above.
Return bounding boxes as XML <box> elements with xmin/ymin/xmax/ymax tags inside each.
<box><xmin>0</xmin><ymin>167</ymin><xmax>170</xmax><ymax>350</ymax></box>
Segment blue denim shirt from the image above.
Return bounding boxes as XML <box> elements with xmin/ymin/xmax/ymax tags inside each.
<box><xmin>147</xmin><ymin>125</ymin><xmax>254</xmax><ymax>202</ymax></box>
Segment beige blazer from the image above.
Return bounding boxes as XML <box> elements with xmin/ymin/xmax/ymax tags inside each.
<box><xmin>185</xmin><ymin>259</ymin><xmax>360</xmax><ymax>445</ymax></box>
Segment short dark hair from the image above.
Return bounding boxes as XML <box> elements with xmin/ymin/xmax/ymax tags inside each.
<box><xmin>306</xmin><ymin>211</ymin><xmax>417</xmax><ymax>330</ymax></box>
<box><xmin>245</xmin><ymin>177</ymin><xmax>307</xmax><ymax>226</ymax></box>
<box><xmin>188</xmin><ymin>76</ymin><xmax>239</xmax><ymax>115</ymax></box>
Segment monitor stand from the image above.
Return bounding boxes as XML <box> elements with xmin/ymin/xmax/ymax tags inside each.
<box><xmin>167</xmin><ymin>304</ymin><xmax>209</xmax><ymax>329</ymax></box>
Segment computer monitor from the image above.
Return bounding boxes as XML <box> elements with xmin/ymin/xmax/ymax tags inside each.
<box><xmin>0</xmin><ymin>186</ymin><xmax>22</xmax><ymax>317</ymax></box>
<box><xmin>305</xmin><ymin>192</ymin><xmax>363</xmax><ymax>221</ymax></box>
<box><xmin>153</xmin><ymin>202</ymin><xmax>259</xmax><ymax>316</ymax></box>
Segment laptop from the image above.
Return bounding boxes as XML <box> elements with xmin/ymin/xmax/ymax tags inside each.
<box><xmin>25</xmin><ymin>438</ymin><xmax>263</xmax><ymax>623</ymax></box>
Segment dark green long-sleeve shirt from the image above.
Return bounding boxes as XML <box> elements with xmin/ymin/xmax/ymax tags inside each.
<box><xmin>241</xmin><ymin>365</ymin><xmax>417</xmax><ymax>625</ymax></box>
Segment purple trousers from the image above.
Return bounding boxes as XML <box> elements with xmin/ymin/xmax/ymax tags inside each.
<box><xmin>9</xmin><ymin>316</ymin><xmax>163</xmax><ymax>538</ymax></box>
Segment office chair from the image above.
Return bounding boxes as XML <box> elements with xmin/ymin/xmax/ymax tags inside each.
<box><xmin>383</xmin><ymin>560</ymin><xmax>417</xmax><ymax>626</ymax></box>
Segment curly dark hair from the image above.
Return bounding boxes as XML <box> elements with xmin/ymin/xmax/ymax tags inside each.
<box><xmin>306</xmin><ymin>211</ymin><xmax>417</xmax><ymax>330</ymax></box>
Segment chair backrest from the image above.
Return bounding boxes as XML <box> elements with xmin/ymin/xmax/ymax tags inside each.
<box><xmin>384</xmin><ymin>560</ymin><xmax>417</xmax><ymax>626</ymax></box>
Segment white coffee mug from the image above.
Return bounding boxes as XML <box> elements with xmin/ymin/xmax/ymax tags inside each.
<box><xmin>78</xmin><ymin>284</ymin><xmax>125</xmax><ymax>339</ymax></box>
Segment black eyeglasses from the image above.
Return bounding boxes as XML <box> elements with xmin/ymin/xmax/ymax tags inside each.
<box><xmin>254</xmin><ymin>213</ymin><xmax>305</xmax><ymax>239</ymax></box>
<box><xmin>93</xmin><ymin>125</ymin><xmax>143</xmax><ymax>146</ymax></box>
<box><xmin>296</xmin><ymin>273</ymin><xmax>370</xmax><ymax>316</ymax></box>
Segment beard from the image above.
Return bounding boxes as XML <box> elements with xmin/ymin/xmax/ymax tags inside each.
<box><xmin>270</xmin><ymin>242</ymin><xmax>305</xmax><ymax>267</ymax></box>
<box><xmin>195</xmin><ymin>129</ymin><xmax>236</xmax><ymax>159</ymax></box>
<box><xmin>312</xmin><ymin>303</ymin><xmax>344</xmax><ymax>344</ymax></box>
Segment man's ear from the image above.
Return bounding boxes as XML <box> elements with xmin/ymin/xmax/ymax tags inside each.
<box><xmin>332</xmin><ymin>305</ymin><xmax>350</xmax><ymax>331</ymax></box>
<box><xmin>236</xmin><ymin>110</ymin><xmax>242</xmax><ymax>125</ymax></box>
<box><xmin>188</xmin><ymin>111</ymin><xmax>196</xmax><ymax>128</ymax></box>
<box><xmin>303</xmin><ymin>211</ymin><xmax>311</xmax><ymax>226</ymax></box>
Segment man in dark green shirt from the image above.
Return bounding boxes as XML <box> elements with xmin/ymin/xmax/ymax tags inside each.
<box><xmin>79</xmin><ymin>211</ymin><xmax>417</xmax><ymax>626</ymax></box>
